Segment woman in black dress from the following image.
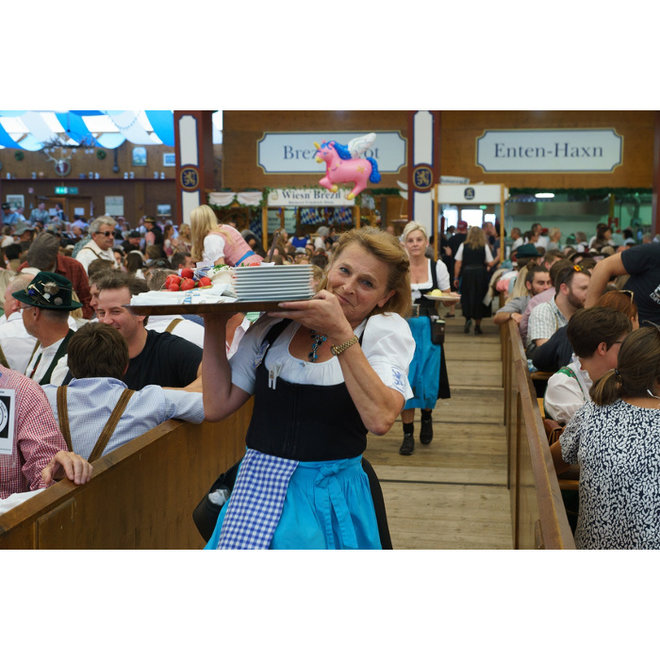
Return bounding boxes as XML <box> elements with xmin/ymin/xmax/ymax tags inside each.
<box><xmin>453</xmin><ymin>226</ymin><xmax>495</xmax><ymax>335</ymax></box>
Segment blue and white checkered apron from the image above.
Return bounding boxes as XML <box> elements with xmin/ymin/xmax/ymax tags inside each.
<box><xmin>216</xmin><ymin>448</ymin><xmax>298</xmax><ymax>549</ymax></box>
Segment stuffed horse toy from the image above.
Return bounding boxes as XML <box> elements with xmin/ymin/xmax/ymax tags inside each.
<box><xmin>314</xmin><ymin>133</ymin><xmax>381</xmax><ymax>200</ymax></box>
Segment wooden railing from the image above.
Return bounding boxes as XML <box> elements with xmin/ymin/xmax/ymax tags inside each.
<box><xmin>0</xmin><ymin>400</ymin><xmax>253</xmax><ymax>549</ymax></box>
<box><xmin>501</xmin><ymin>320</ymin><xmax>575</xmax><ymax>549</ymax></box>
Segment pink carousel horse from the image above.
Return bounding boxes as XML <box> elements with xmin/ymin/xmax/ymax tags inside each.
<box><xmin>314</xmin><ymin>134</ymin><xmax>382</xmax><ymax>200</ymax></box>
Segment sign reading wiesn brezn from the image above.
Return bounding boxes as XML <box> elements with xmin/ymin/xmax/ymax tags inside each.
<box><xmin>258</xmin><ymin>131</ymin><xmax>406</xmax><ymax>174</ymax></box>
<box><xmin>476</xmin><ymin>129</ymin><xmax>623</xmax><ymax>172</ymax></box>
<box><xmin>267</xmin><ymin>188</ymin><xmax>355</xmax><ymax>207</ymax></box>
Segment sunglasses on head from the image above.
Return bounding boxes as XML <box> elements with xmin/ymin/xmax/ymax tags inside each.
<box><xmin>619</xmin><ymin>289</ymin><xmax>635</xmax><ymax>303</ymax></box>
<box><xmin>96</xmin><ymin>230</ymin><xmax>113</xmax><ymax>237</ymax></box>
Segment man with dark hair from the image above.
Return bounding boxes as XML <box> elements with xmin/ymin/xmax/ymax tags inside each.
<box><xmin>94</xmin><ymin>272</ymin><xmax>202</xmax><ymax>389</ymax></box>
<box><xmin>527</xmin><ymin>264</ymin><xmax>591</xmax><ymax>353</ymax></box>
<box><xmin>14</xmin><ymin>271</ymin><xmax>81</xmax><ymax>386</ymax></box>
<box><xmin>19</xmin><ymin>232</ymin><xmax>93</xmax><ymax>319</ymax></box>
<box><xmin>493</xmin><ymin>265</ymin><xmax>551</xmax><ymax>327</ymax></box>
<box><xmin>544</xmin><ymin>307</ymin><xmax>632</xmax><ymax>424</ymax></box>
<box><xmin>170</xmin><ymin>252</ymin><xmax>193</xmax><ymax>270</ymax></box>
<box><xmin>447</xmin><ymin>219</ymin><xmax>468</xmax><ymax>292</ymax></box>
<box><xmin>42</xmin><ymin>323</ymin><xmax>204</xmax><ymax>461</ymax></box>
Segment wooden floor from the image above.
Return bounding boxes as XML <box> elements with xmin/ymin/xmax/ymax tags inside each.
<box><xmin>364</xmin><ymin>314</ymin><xmax>513</xmax><ymax>549</ymax></box>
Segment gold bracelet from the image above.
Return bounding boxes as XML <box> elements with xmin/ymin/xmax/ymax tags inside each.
<box><xmin>330</xmin><ymin>335</ymin><xmax>358</xmax><ymax>356</ymax></box>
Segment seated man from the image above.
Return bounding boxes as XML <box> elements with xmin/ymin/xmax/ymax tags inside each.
<box><xmin>95</xmin><ymin>271</ymin><xmax>202</xmax><ymax>389</ymax></box>
<box><xmin>543</xmin><ymin>306</ymin><xmax>632</xmax><ymax>424</ymax></box>
<box><xmin>519</xmin><ymin>258</ymin><xmax>573</xmax><ymax>346</ymax></box>
<box><xmin>493</xmin><ymin>265</ymin><xmax>551</xmax><ymax>327</ymax></box>
<box><xmin>526</xmin><ymin>264</ymin><xmax>591</xmax><ymax>356</ymax></box>
<box><xmin>43</xmin><ymin>323</ymin><xmax>205</xmax><ymax>460</ymax></box>
<box><xmin>13</xmin><ymin>271</ymin><xmax>81</xmax><ymax>386</ymax></box>
<box><xmin>0</xmin><ymin>274</ymin><xmax>38</xmax><ymax>373</ymax></box>
<box><xmin>0</xmin><ymin>363</ymin><xmax>92</xmax><ymax>501</ymax></box>
<box><xmin>75</xmin><ymin>215</ymin><xmax>119</xmax><ymax>273</ymax></box>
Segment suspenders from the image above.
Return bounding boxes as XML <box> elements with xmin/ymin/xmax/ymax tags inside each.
<box><xmin>57</xmin><ymin>386</ymin><xmax>136</xmax><ymax>462</ymax></box>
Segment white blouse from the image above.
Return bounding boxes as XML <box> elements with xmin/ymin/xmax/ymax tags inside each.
<box><xmin>230</xmin><ymin>313</ymin><xmax>415</xmax><ymax>400</ymax></box>
<box><xmin>202</xmin><ymin>233</ymin><xmax>226</xmax><ymax>264</ymax></box>
<box><xmin>410</xmin><ymin>260</ymin><xmax>451</xmax><ymax>302</ymax></box>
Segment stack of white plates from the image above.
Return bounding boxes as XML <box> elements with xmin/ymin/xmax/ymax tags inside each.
<box><xmin>233</xmin><ymin>264</ymin><xmax>315</xmax><ymax>301</ymax></box>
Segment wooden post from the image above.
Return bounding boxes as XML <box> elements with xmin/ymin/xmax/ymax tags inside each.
<box><xmin>173</xmin><ymin>111</ymin><xmax>214</xmax><ymax>225</ymax></box>
<box><xmin>653</xmin><ymin>111</ymin><xmax>660</xmax><ymax>238</ymax></box>
<box><xmin>354</xmin><ymin>206</ymin><xmax>360</xmax><ymax>229</ymax></box>
<box><xmin>433</xmin><ymin>185</ymin><xmax>439</xmax><ymax>261</ymax></box>
<box><xmin>262</xmin><ymin>205</ymin><xmax>269</xmax><ymax>250</ymax></box>
<box><xmin>500</xmin><ymin>184</ymin><xmax>506</xmax><ymax>261</ymax></box>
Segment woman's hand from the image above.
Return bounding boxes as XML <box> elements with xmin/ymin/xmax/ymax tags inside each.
<box><xmin>268</xmin><ymin>290</ymin><xmax>354</xmax><ymax>343</ymax></box>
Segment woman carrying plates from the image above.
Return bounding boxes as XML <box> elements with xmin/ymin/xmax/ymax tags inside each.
<box><xmin>201</xmin><ymin>228</ymin><xmax>415</xmax><ymax>549</ymax></box>
<box><xmin>398</xmin><ymin>221</ymin><xmax>452</xmax><ymax>456</ymax></box>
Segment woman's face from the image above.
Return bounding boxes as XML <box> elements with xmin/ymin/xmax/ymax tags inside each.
<box><xmin>326</xmin><ymin>242</ymin><xmax>395</xmax><ymax>326</ymax></box>
<box><xmin>404</xmin><ymin>229</ymin><xmax>428</xmax><ymax>258</ymax></box>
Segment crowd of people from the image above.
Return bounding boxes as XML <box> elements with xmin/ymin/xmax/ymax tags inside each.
<box><xmin>1</xmin><ymin>200</ymin><xmax>659</xmax><ymax>551</ymax></box>
<box><xmin>492</xmin><ymin>220</ymin><xmax>660</xmax><ymax>549</ymax></box>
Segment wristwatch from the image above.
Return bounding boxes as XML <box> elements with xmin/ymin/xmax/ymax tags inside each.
<box><xmin>330</xmin><ymin>335</ymin><xmax>358</xmax><ymax>356</ymax></box>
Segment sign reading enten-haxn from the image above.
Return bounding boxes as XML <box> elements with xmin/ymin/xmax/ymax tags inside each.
<box><xmin>476</xmin><ymin>129</ymin><xmax>623</xmax><ymax>172</ymax></box>
<box><xmin>258</xmin><ymin>131</ymin><xmax>406</xmax><ymax>174</ymax></box>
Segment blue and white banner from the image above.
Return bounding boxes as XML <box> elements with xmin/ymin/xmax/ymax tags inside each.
<box><xmin>476</xmin><ymin>129</ymin><xmax>623</xmax><ymax>172</ymax></box>
<box><xmin>258</xmin><ymin>131</ymin><xmax>406</xmax><ymax>174</ymax></box>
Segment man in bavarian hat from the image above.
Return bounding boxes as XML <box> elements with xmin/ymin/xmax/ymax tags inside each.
<box><xmin>13</xmin><ymin>271</ymin><xmax>81</xmax><ymax>386</ymax></box>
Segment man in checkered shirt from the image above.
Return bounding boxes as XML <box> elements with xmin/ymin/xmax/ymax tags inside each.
<box><xmin>526</xmin><ymin>265</ymin><xmax>591</xmax><ymax>355</ymax></box>
<box><xmin>0</xmin><ymin>365</ymin><xmax>92</xmax><ymax>500</ymax></box>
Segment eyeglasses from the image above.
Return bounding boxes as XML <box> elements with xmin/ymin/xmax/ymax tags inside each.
<box><xmin>95</xmin><ymin>230</ymin><xmax>113</xmax><ymax>237</ymax></box>
<box><xmin>619</xmin><ymin>289</ymin><xmax>635</xmax><ymax>303</ymax></box>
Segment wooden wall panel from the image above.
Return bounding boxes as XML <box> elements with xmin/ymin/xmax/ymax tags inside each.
<box><xmin>222</xmin><ymin>110</ymin><xmax>654</xmax><ymax>195</ymax></box>
<box><xmin>440</xmin><ymin>110</ymin><xmax>655</xmax><ymax>189</ymax></box>
<box><xmin>222</xmin><ymin>110</ymin><xmax>408</xmax><ymax>191</ymax></box>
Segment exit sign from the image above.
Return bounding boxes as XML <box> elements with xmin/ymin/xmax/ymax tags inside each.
<box><xmin>54</xmin><ymin>186</ymin><xmax>78</xmax><ymax>194</ymax></box>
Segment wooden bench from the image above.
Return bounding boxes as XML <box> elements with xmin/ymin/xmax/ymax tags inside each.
<box><xmin>0</xmin><ymin>401</ymin><xmax>253</xmax><ymax>549</ymax></box>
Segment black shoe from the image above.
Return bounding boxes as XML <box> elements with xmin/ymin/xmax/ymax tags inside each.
<box><xmin>399</xmin><ymin>432</ymin><xmax>415</xmax><ymax>455</ymax></box>
<box><xmin>474</xmin><ymin>325</ymin><xmax>483</xmax><ymax>335</ymax></box>
<box><xmin>464</xmin><ymin>319</ymin><xmax>472</xmax><ymax>334</ymax></box>
<box><xmin>420</xmin><ymin>417</ymin><xmax>433</xmax><ymax>445</ymax></box>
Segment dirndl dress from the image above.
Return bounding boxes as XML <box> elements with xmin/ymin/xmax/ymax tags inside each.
<box><xmin>458</xmin><ymin>245</ymin><xmax>491</xmax><ymax>319</ymax></box>
<box><xmin>204</xmin><ymin>320</ymin><xmax>382</xmax><ymax>550</ymax></box>
<box><xmin>404</xmin><ymin>261</ymin><xmax>451</xmax><ymax>410</ymax></box>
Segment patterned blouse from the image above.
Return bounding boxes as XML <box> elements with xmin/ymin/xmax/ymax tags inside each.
<box><xmin>561</xmin><ymin>399</ymin><xmax>660</xmax><ymax>549</ymax></box>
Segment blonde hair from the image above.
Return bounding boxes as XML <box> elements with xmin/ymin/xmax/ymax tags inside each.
<box><xmin>321</xmin><ymin>227</ymin><xmax>411</xmax><ymax>318</ymax></box>
<box><xmin>401</xmin><ymin>221</ymin><xmax>428</xmax><ymax>243</ymax></box>
<box><xmin>189</xmin><ymin>205</ymin><xmax>232</xmax><ymax>262</ymax></box>
<box><xmin>464</xmin><ymin>226</ymin><xmax>486</xmax><ymax>249</ymax></box>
